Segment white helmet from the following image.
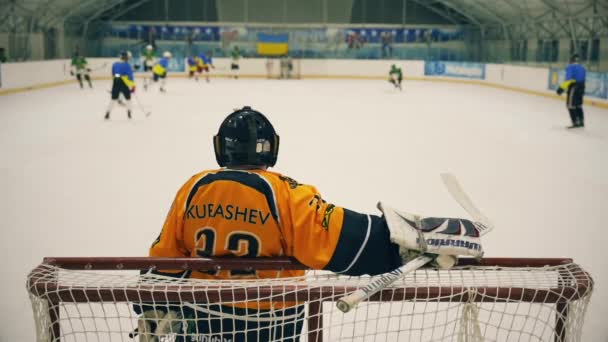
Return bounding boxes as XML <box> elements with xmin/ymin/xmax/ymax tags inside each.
<box><xmin>146</xmin><ymin>45</ymin><xmax>153</xmax><ymax>50</ymax></box>
<box><xmin>163</xmin><ymin>51</ymin><xmax>172</xmax><ymax>58</ymax></box>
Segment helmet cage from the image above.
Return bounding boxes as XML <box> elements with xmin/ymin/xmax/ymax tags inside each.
<box><xmin>213</xmin><ymin>108</ymin><xmax>280</xmax><ymax>168</ymax></box>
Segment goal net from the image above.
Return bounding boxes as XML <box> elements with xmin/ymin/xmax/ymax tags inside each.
<box><xmin>265</xmin><ymin>57</ymin><xmax>301</xmax><ymax>79</ymax></box>
<box><xmin>27</xmin><ymin>257</ymin><xmax>593</xmax><ymax>342</ymax></box>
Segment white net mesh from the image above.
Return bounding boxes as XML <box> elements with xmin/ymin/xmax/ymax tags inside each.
<box><xmin>27</xmin><ymin>259</ymin><xmax>593</xmax><ymax>342</ymax></box>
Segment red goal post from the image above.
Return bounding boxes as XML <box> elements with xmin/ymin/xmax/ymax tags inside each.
<box><xmin>27</xmin><ymin>257</ymin><xmax>593</xmax><ymax>342</ymax></box>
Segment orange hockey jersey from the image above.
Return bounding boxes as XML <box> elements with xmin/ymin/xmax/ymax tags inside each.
<box><xmin>149</xmin><ymin>168</ymin><xmax>400</xmax><ymax>307</ymax></box>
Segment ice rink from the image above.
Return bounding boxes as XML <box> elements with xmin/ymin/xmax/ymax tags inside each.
<box><xmin>1</xmin><ymin>77</ymin><xmax>608</xmax><ymax>341</ymax></box>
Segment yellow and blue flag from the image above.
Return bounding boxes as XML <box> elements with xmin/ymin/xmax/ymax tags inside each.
<box><xmin>257</xmin><ymin>33</ymin><xmax>289</xmax><ymax>56</ymax></box>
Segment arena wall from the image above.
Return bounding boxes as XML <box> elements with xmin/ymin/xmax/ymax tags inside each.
<box><xmin>0</xmin><ymin>59</ymin><xmax>73</xmax><ymax>91</ymax></box>
<box><xmin>1</xmin><ymin>57</ymin><xmax>606</xmax><ymax>108</ymax></box>
<box><xmin>484</xmin><ymin>64</ymin><xmax>549</xmax><ymax>92</ymax></box>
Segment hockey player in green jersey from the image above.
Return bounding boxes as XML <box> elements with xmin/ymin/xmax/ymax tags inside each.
<box><xmin>141</xmin><ymin>45</ymin><xmax>156</xmax><ymax>89</ymax></box>
<box><xmin>389</xmin><ymin>64</ymin><xmax>402</xmax><ymax>90</ymax></box>
<box><xmin>71</xmin><ymin>52</ymin><xmax>92</xmax><ymax>89</ymax></box>
<box><xmin>230</xmin><ymin>46</ymin><xmax>241</xmax><ymax>79</ymax></box>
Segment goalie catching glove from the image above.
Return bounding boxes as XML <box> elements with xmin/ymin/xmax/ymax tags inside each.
<box><xmin>379</xmin><ymin>202</ymin><xmax>485</xmax><ymax>269</ymax></box>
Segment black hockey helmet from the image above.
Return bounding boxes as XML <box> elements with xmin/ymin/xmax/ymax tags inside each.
<box><xmin>120</xmin><ymin>51</ymin><xmax>132</xmax><ymax>61</ymax></box>
<box><xmin>214</xmin><ymin>106</ymin><xmax>280</xmax><ymax>168</ymax></box>
<box><xmin>570</xmin><ymin>54</ymin><xmax>580</xmax><ymax>63</ymax></box>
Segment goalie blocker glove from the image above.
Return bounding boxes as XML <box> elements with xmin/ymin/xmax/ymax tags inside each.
<box><xmin>379</xmin><ymin>202</ymin><xmax>485</xmax><ymax>269</ymax></box>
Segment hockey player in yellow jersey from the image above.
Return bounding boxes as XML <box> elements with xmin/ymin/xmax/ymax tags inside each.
<box><xmin>146</xmin><ymin>51</ymin><xmax>171</xmax><ymax>92</ymax></box>
<box><xmin>135</xmin><ymin>106</ymin><xmax>486</xmax><ymax>342</ymax></box>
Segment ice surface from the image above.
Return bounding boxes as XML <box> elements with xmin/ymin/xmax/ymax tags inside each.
<box><xmin>1</xmin><ymin>77</ymin><xmax>607</xmax><ymax>341</ymax></box>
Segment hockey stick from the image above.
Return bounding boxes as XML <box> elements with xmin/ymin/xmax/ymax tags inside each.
<box><xmin>440</xmin><ymin>173</ymin><xmax>494</xmax><ymax>235</ymax></box>
<box><xmin>133</xmin><ymin>93</ymin><xmax>152</xmax><ymax>117</ymax></box>
<box><xmin>106</xmin><ymin>91</ymin><xmax>151</xmax><ymax>117</ymax></box>
<box><xmin>335</xmin><ymin>254</ymin><xmax>433</xmax><ymax>313</ymax></box>
<box><xmin>336</xmin><ymin>174</ymin><xmax>493</xmax><ymax>313</ymax></box>
<box><xmin>89</xmin><ymin>62</ymin><xmax>108</xmax><ymax>72</ymax></box>
<box><xmin>72</xmin><ymin>63</ymin><xmax>107</xmax><ymax>76</ymax></box>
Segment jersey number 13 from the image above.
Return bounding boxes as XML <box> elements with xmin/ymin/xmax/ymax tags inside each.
<box><xmin>195</xmin><ymin>227</ymin><xmax>261</xmax><ymax>276</ymax></box>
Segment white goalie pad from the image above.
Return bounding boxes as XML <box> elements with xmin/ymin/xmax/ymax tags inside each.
<box><xmin>379</xmin><ymin>202</ymin><xmax>484</xmax><ymax>258</ymax></box>
<box><xmin>138</xmin><ymin>309</ymin><xmax>184</xmax><ymax>342</ymax></box>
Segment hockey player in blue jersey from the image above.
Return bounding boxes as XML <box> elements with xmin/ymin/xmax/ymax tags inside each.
<box><xmin>105</xmin><ymin>51</ymin><xmax>135</xmax><ymax>120</ymax></box>
<box><xmin>198</xmin><ymin>51</ymin><xmax>215</xmax><ymax>83</ymax></box>
<box><xmin>556</xmin><ymin>54</ymin><xmax>587</xmax><ymax>128</ymax></box>
<box><xmin>187</xmin><ymin>55</ymin><xmax>200</xmax><ymax>81</ymax></box>
<box><xmin>147</xmin><ymin>51</ymin><xmax>171</xmax><ymax>92</ymax></box>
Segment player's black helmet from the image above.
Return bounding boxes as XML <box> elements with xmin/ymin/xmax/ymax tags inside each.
<box><xmin>120</xmin><ymin>51</ymin><xmax>132</xmax><ymax>61</ymax></box>
<box><xmin>570</xmin><ymin>54</ymin><xmax>580</xmax><ymax>63</ymax></box>
<box><xmin>214</xmin><ymin>106</ymin><xmax>280</xmax><ymax>168</ymax></box>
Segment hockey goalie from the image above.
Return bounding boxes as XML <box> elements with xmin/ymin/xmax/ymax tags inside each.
<box><xmin>132</xmin><ymin>106</ymin><xmax>488</xmax><ymax>342</ymax></box>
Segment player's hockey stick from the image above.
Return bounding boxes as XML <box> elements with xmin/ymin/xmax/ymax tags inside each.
<box><xmin>336</xmin><ymin>174</ymin><xmax>493</xmax><ymax>313</ymax></box>
<box><xmin>89</xmin><ymin>62</ymin><xmax>108</xmax><ymax>72</ymax></box>
<box><xmin>335</xmin><ymin>254</ymin><xmax>433</xmax><ymax>313</ymax></box>
<box><xmin>440</xmin><ymin>173</ymin><xmax>494</xmax><ymax>234</ymax></box>
<box><xmin>105</xmin><ymin>90</ymin><xmax>150</xmax><ymax>117</ymax></box>
<box><xmin>72</xmin><ymin>63</ymin><xmax>108</xmax><ymax>75</ymax></box>
<box><xmin>133</xmin><ymin>93</ymin><xmax>152</xmax><ymax>117</ymax></box>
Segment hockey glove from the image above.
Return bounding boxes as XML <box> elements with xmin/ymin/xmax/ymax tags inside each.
<box><xmin>379</xmin><ymin>202</ymin><xmax>484</xmax><ymax>270</ymax></box>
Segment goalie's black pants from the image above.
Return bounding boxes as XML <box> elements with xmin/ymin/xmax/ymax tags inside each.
<box><xmin>566</xmin><ymin>82</ymin><xmax>585</xmax><ymax>126</ymax></box>
<box><xmin>135</xmin><ymin>303</ymin><xmax>305</xmax><ymax>342</ymax></box>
